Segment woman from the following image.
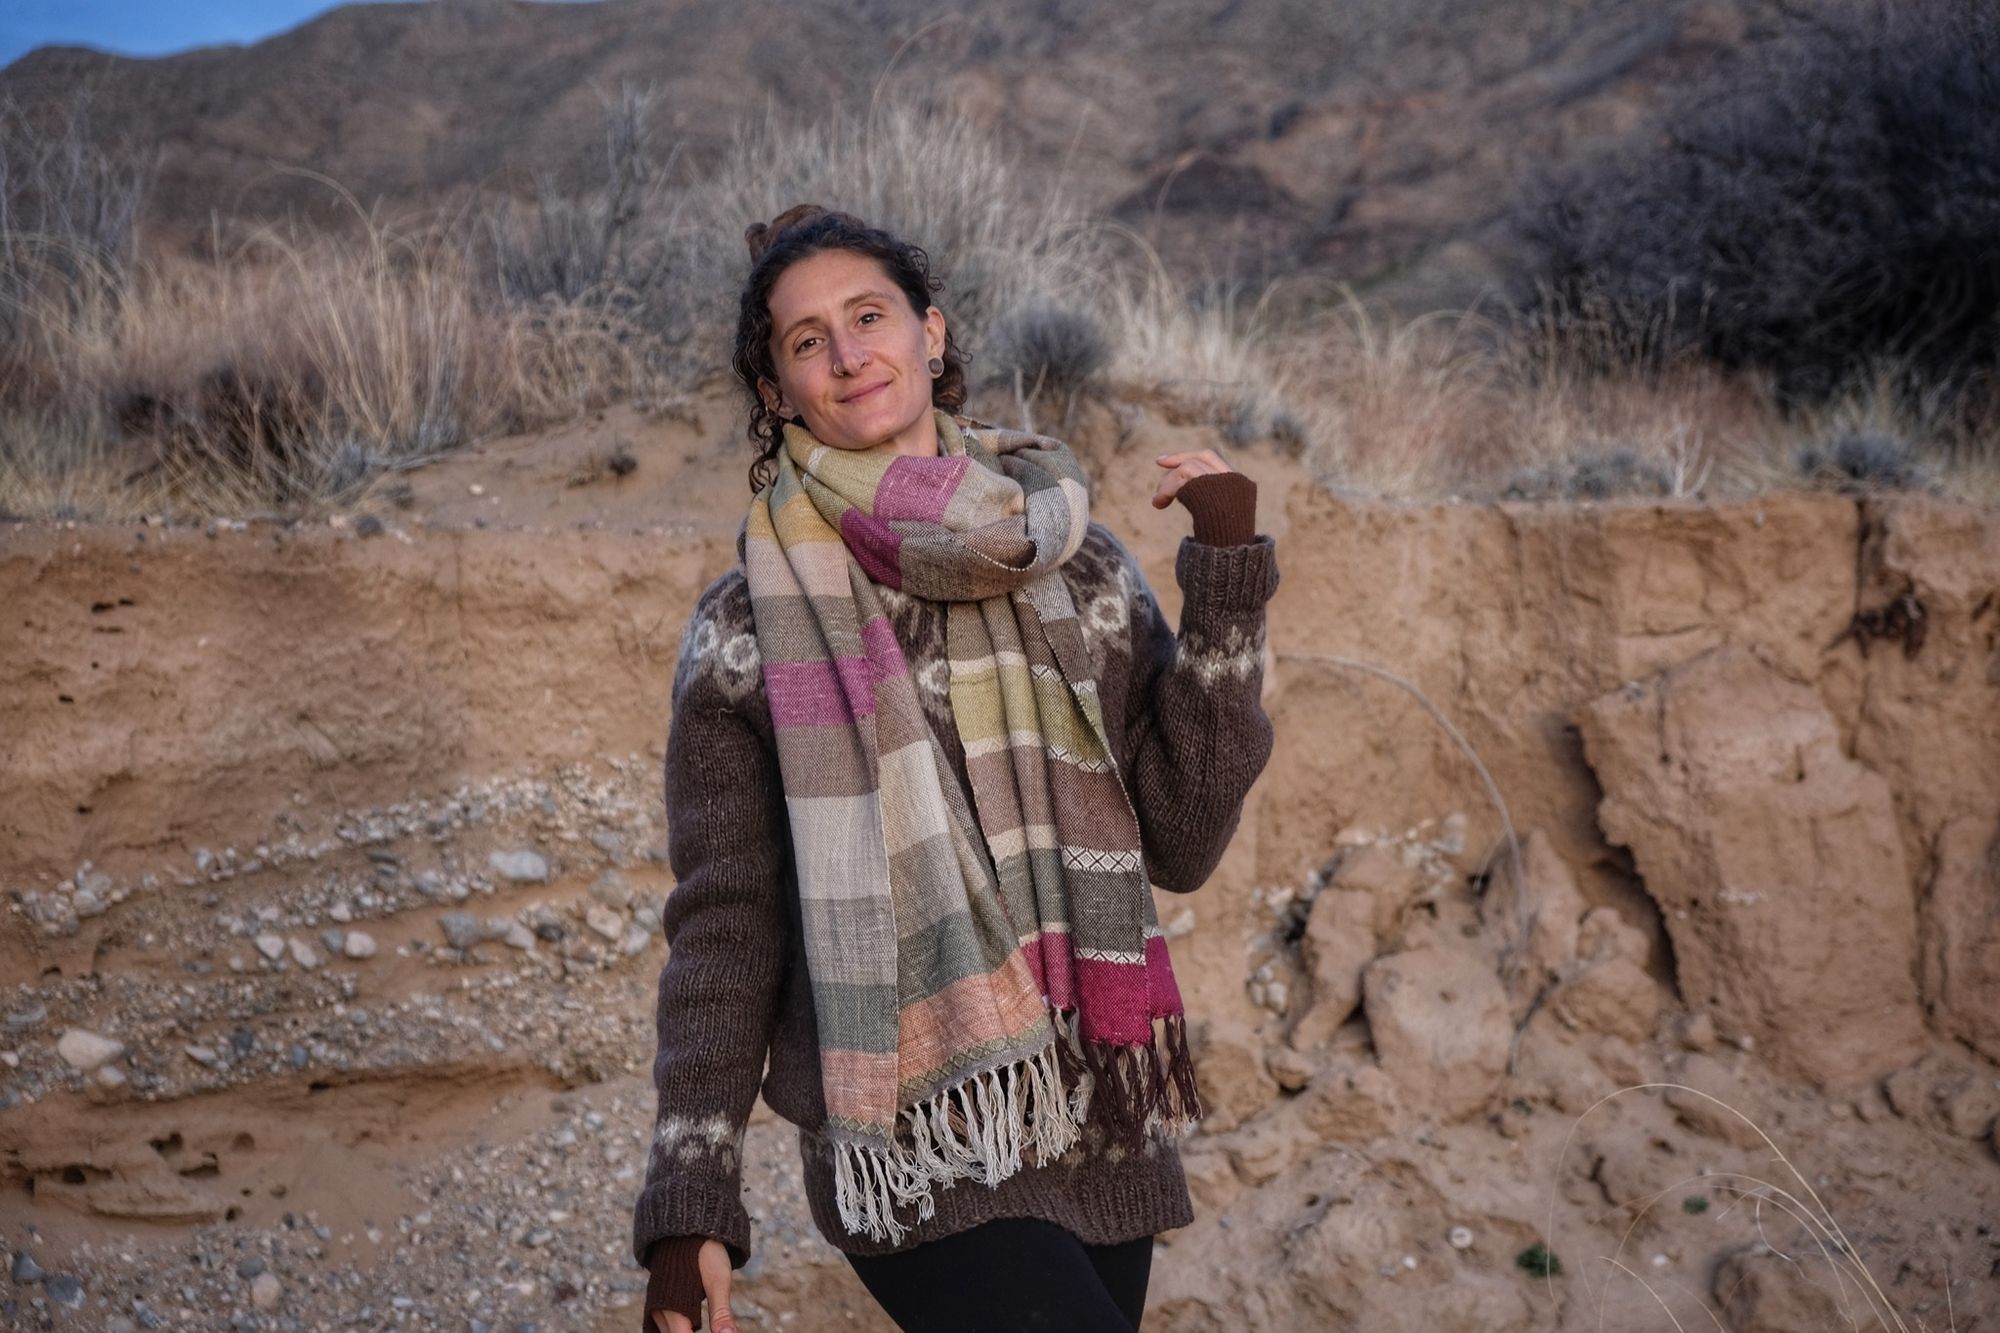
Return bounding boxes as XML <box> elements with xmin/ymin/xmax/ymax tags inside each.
<box><xmin>633</xmin><ymin>203</ymin><xmax>1279</xmax><ymax>1333</ymax></box>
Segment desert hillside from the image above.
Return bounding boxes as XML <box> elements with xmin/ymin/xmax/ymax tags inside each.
<box><xmin>2</xmin><ymin>388</ymin><xmax>1997</xmax><ymax>1330</ymax></box>
<box><xmin>0</xmin><ymin>0</ymin><xmax>1783</xmax><ymax>305</ymax></box>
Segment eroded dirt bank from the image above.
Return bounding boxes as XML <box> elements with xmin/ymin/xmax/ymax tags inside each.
<box><xmin>2</xmin><ymin>406</ymin><xmax>1997</xmax><ymax>1330</ymax></box>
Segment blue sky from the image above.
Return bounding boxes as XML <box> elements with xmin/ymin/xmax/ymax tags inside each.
<box><xmin>0</xmin><ymin>2</ymin><xmax>597</xmax><ymax>70</ymax></box>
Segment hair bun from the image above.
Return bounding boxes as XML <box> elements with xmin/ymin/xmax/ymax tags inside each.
<box><xmin>745</xmin><ymin>202</ymin><xmax>831</xmax><ymax>262</ymax></box>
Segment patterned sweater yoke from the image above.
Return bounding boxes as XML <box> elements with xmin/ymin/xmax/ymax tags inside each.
<box><xmin>632</xmin><ymin>487</ymin><xmax>1278</xmax><ymax>1328</ymax></box>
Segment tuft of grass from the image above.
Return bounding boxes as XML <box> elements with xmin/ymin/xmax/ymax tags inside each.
<box><xmin>1548</xmin><ymin>1083</ymin><xmax>1936</xmax><ymax>1332</ymax></box>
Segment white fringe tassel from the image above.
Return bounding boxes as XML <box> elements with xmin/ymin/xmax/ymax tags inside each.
<box><xmin>832</xmin><ymin>1041</ymin><xmax>1080</xmax><ymax>1244</ymax></box>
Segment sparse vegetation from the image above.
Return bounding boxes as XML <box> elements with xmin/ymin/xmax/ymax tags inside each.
<box><xmin>4</xmin><ymin>59</ymin><xmax>2000</xmax><ymax>518</ymax></box>
<box><xmin>1515</xmin><ymin>1240</ymin><xmax>1562</xmax><ymax>1278</ymax></box>
<box><xmin>1522</xmin><ymin>0</ymin><xmax>2000</xmax><ymax>415</ymax></box>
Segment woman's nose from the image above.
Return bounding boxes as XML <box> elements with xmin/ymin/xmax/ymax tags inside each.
<box><xmin>829</xmin><ymin>331</ymin><xmax>870</xmax><ymax>374</ymax></box>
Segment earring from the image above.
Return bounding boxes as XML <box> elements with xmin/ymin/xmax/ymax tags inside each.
<box><xmin>927</xmin><ymin>356</ymin><xmax>945</xmax><ymax>378</ymax></box>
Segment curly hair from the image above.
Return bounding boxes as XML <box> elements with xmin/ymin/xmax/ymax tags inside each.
<box><xmin>731</xmin><ymin>204</ymin><xmax>970</xmax><ymax>493</ymax></box>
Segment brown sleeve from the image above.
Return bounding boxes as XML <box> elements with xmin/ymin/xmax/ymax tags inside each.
<box><xmin>1172</xmin><ymin>470</ymin><xmax>1259</xmax><ymax>546</ymax></box>
<box><xmin>630</xmin><ymin>572</ymin><xmax>787</xmax><ymax>1273</ymax></box>
<box><xmin>643</xmin><ymin>1236</ymin><xmax>710</xmax><ymax>1332</ymax></box>
<box><xmin>1118</xmin><ymin>533</ymin><xmax>1280</xmax><ymax>891</ymax></box>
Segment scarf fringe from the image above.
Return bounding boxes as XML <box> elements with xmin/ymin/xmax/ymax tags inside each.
<box><xmin>831</xmin><ymin>1011</ymin><xmax>1205</xmax><ymax>1243</ymax></box>
<box><xmin>832</xmin><ymin>1038</ymin><xmax>1080</xmax><ymax>1244</ymax></box>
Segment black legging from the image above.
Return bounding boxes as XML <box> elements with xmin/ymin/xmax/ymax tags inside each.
<box><xmin>843</xmin><ymin>1217</ymin><xmax>1153</xmax><ymax>1332</ymax></box>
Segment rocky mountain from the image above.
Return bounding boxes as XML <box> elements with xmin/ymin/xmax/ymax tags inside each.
<box><xmin>2</xmin><ymin>0</ymin><xmax>1787</xmax><ymax>306</ymax></box>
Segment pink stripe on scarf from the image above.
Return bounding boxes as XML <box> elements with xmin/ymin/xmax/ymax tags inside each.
<box><xmin>1073</xmin><ymin>957</ymin><xmax>1153</xmax><ymax>1044</ymax></box>
<box><xmin>874</xmin><ymin>454</ymin><xmax>970</xmax><ymax>523</ymax></box>
<box><xmin>765</xmin><ymin>656</ymin><xmax>877</xmax><ymax>727</ymax></box>
<box><xmin>839</xmin><ymin>508</ymin><xmax>903</xmax><ymax>588</ymax></box>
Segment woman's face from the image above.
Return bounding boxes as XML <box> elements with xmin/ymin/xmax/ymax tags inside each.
<box><xmin>759</xmin><ymin>248</ymin><xmax>947</xmax><ymax>457</ymax></box>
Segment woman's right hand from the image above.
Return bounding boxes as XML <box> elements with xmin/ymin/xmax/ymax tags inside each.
<box><xmin>652</xmin><ymin>1237</ymin><xmax>738</xmax><ymax>1333</ymax></box>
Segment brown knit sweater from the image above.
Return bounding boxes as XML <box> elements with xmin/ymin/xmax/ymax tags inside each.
<box><xmin>633</xmin><ymin>471</ymin><xmax>1274</xmax><ymax>1330</ymax></box>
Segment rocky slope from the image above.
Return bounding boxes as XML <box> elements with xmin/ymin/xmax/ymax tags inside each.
<box><xmin>1</xmin><ymin>389</ymin><xmax>1997</xmax><ymax>1330</ymax></box>
<box><xmin>1</xmin><ymin>0</ymin><xmax>1790</xmax><ymax>305</ymax></box>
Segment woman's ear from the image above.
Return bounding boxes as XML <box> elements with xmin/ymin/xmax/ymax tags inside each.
<box><xmin>757</xmin><ymin>377</ymin><xmax>787</xmax><ymax>417</ymax></box>
<box><xmin>923</xmin><ymin>306</ymin><xmax>946</xmax><ymax>362</ymax></box>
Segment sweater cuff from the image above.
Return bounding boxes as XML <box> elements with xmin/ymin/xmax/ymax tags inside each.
<box><xmin>645</xmin><ymin>1237</ymin><xmax>710</xmax><ymax>1331</ymax></box>
<box><xmin>631</xmin><ymin>1174</ymin><xmax>752</xmax><ymax>1270</ymax></box>
<box><xmin>1174</xmin><ymin>533</ymin><xmax>1279</xmax><ymax>612</ymax></box>
<box><xmin>1174</xmin><ymin>471</ymin><xmax>1258</xmax><ymax>546</ymax></box>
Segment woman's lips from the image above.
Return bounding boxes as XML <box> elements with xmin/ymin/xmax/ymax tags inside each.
<box><xmin>842</xmin><ymin>381</ymin><xmax>889</xmax><ymax>403</ymax></box>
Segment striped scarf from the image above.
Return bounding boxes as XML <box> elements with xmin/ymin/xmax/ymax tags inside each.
<box><xmin>742</xmin><ymin>407</ymin><xmax>1201</xmax><ymax>1242</ymax></box>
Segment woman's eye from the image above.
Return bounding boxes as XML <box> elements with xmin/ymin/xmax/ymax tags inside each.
<box><xmin>859</xmin><ymin>311</ymin><xmax>880</xmax><ymax>325</ymax></box>
<box><xmin>794</xmin><ymin>336</ymin><xmax>819</xmax><ymax>354</ymax></box>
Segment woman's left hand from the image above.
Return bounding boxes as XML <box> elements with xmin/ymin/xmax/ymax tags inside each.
<box><xmin>1150</xmin><ymin>449</ymin><xmax>1235</xmax><ymax>509</ymax></box>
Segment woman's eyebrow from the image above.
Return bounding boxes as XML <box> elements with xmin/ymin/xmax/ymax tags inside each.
<box><xmin>778</xmin><ymin>289</ymin><xmax>899</xmax><ymax>344</ymax></box>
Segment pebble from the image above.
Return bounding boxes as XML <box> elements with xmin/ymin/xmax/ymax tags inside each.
<box><xmin>584</xmin><ymin>905</ymin><xmax>625</xmax><ymax>942</ymax></box>
<box><xmin>12</xmin><ymin>1250</ymin><xmax>45</xmax><ymax>1282</ymax></box>
<box><xmin>503</xmin><ymin>922</ymin><xmax>538</xmax><ymax>951</ymax></box>
<box><xmin>588</xmin><ymin>871</ymin><xmax>633</xmax><ymax>909</ymax></box>
<box><xmin>344</xmin><ymin>931</ymin><xmax>378</xmax><ymax>959</ymax></box>
<box><xmin>1448</xmin><ymin>1226</ymin><xmax>1474</xmax><ymax>1250</ymax></box>
<box><xmin>255</xmin><ymin>932</ymin><xmax>286</xmax><ymax>961</ymax></box>
<box><xmin>288</xmin><ymin>938</ymin><xmax>321</xmax><ymax>969</ymax></box>
<box><xmin>58</xmin><ymin>1028</ymin><xmax>126</xmax><ymax>1071</ymax></box>
<box><xmin>489</xmin><ymin>850</ymin><xmax>549</xmax><ymax>884</ymax></box>
<box><xmin>250</xmin><ymin>1271</ymin><xmax>282</xmax><ymax>1310</ymax></box>
<box><xmin>46</xmin><ymin>1273</ymin><xmax>85</xmax><ymax>1307</ymax></box>
<box><xmin>439</xmin><ymin>912</ymin><xmax>486</xmax><ymax>950</ymax></box>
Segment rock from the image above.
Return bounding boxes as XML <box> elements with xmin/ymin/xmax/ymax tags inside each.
<box><xmin>254</xmin><ymin>932</ymin><xmax>285</xmax><ymax>961</ymax></box>
<box><xmin>1551</xmin><ymin>956</ymin><xmax>1660</xmax><ymax>1043</ymax></box>
<box><xmin>1362</xmin><ymin>947</ymin><xmax>1511</xmax><ymax>1122</ymax></box>
<box><xmin>1291</xmin><ymin>888</ymin><xmax>1375</xmax><ymax>1051</ymax></box>
<box><xmin>1192</xmin><ymin>1016</ymin><xmax>1279</xmax><ymax>1134</ymax></box>
<box><xmin>1225</xmin><ymin>1114</ymin><xmax>1309</xmax><ymax>1185</ymax></box>
<box><xmin>12</xmin><ymin>1250</ymin><xmax>45</xmax><ymax>1282</ymax></box>
<box><xmin>438</xmin><ymin>911</ymin><xmax>485</xmax><ymax>950</ymax></box>
<box><xmin>503</xmin><ymin>922</ymin><xmax>538</xmax><ymax>951</ymax></box>
<box><xmin>588</xmin><ymin>870</ymin><xmax>634</xmax><ymax>909</ymax></box>
<box><xmin>1325</xmin><ymin>842</ymin><xmax>1428</xmax><ymax>938</ymax></box>
<box><xmin>1665</xmin><ymin>1054</ymin><xmax>1767</xmax><ymax>1148</ymax></box>
<box><xmin>342</xmin><ymin>930</ymin><xmax>377</xmax><ymax>959</ymax></box>
<box><xmin>57</xmin><ymin>1028</ymin><xmax>125</xmax><ymax>1072</ymax></box>
<box><xmin>489</xmin><ymin>849</ymin><xmax>550</xmax><ymax>883</ymax></box>
<box><xmin>1265</xmin><ymin>1045</ymin><xmax>1314</xmax><ymax>1091</ymax></box>
<box><xmin>185</xmin><ymin>1044</ymin><xmax>221</xmax><ymax>1067</ymax></box>
<box><xmin>1576</xmin><ymin>907</ymin><xmax>1649</xmax><ymax>966</ymax></box>
<box><xmin>250</xmin><ymin>1272</ymin><xmax>282</xmax><ymax>1311</ymax></box>
<box><xmin>287</xmin><ymin>937</ymin><xmax>320</xmax><ymax>969</ymax></box>
<box><xmin>1713</xmin><ymin>1243</ymin><xmax>1841</xmax><ymax>1332</ymax></box>
<box><xmin>1680</xmin><ymin>1011</ymin><xmax>1718</xmax><ymax>1052</ymax></box>
<box><xmin>1298</xmin><ymin>1062</ymin><xmax>1397</xmax><ymax>1142</ymax></box>
<box><xmin>1882</xmin><ymin>1049</ymin><xmax>2000</xmax><ymax>1139</ymax></box>
<box><xmin>1574</xmin><ymin>643</ymin><xmax>1925</xmax><ymax>1089</ymax></box>
<box><xmin>585</xmin><ymin>904</ymin><xmax>626</xmax><ymax>942</ymax></box>
<box><xmin>1918</xmin><ymin>815</ymin><xmax>2000</xmax><ymax>1063</ymax></box>
<box><xmin>619</xmin><ymin>922</ymin><xmax>653</xmax><ymax>956</ymax></box>
<box><xmin>1479</xmin><ymin>829</ymin><xmax>1585</xmax><ymax>999</ymax></box>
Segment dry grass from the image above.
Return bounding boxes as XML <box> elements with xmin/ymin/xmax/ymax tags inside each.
<box><xmin>4</xmin><ymin>85</ymin><xmax>1999</xmax><ymax>519</ymax></box>
<box><xmin>1548</xmin><ymin>1084</ymin><xmax>1954</xmax><ymax>1333</ymax></box>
